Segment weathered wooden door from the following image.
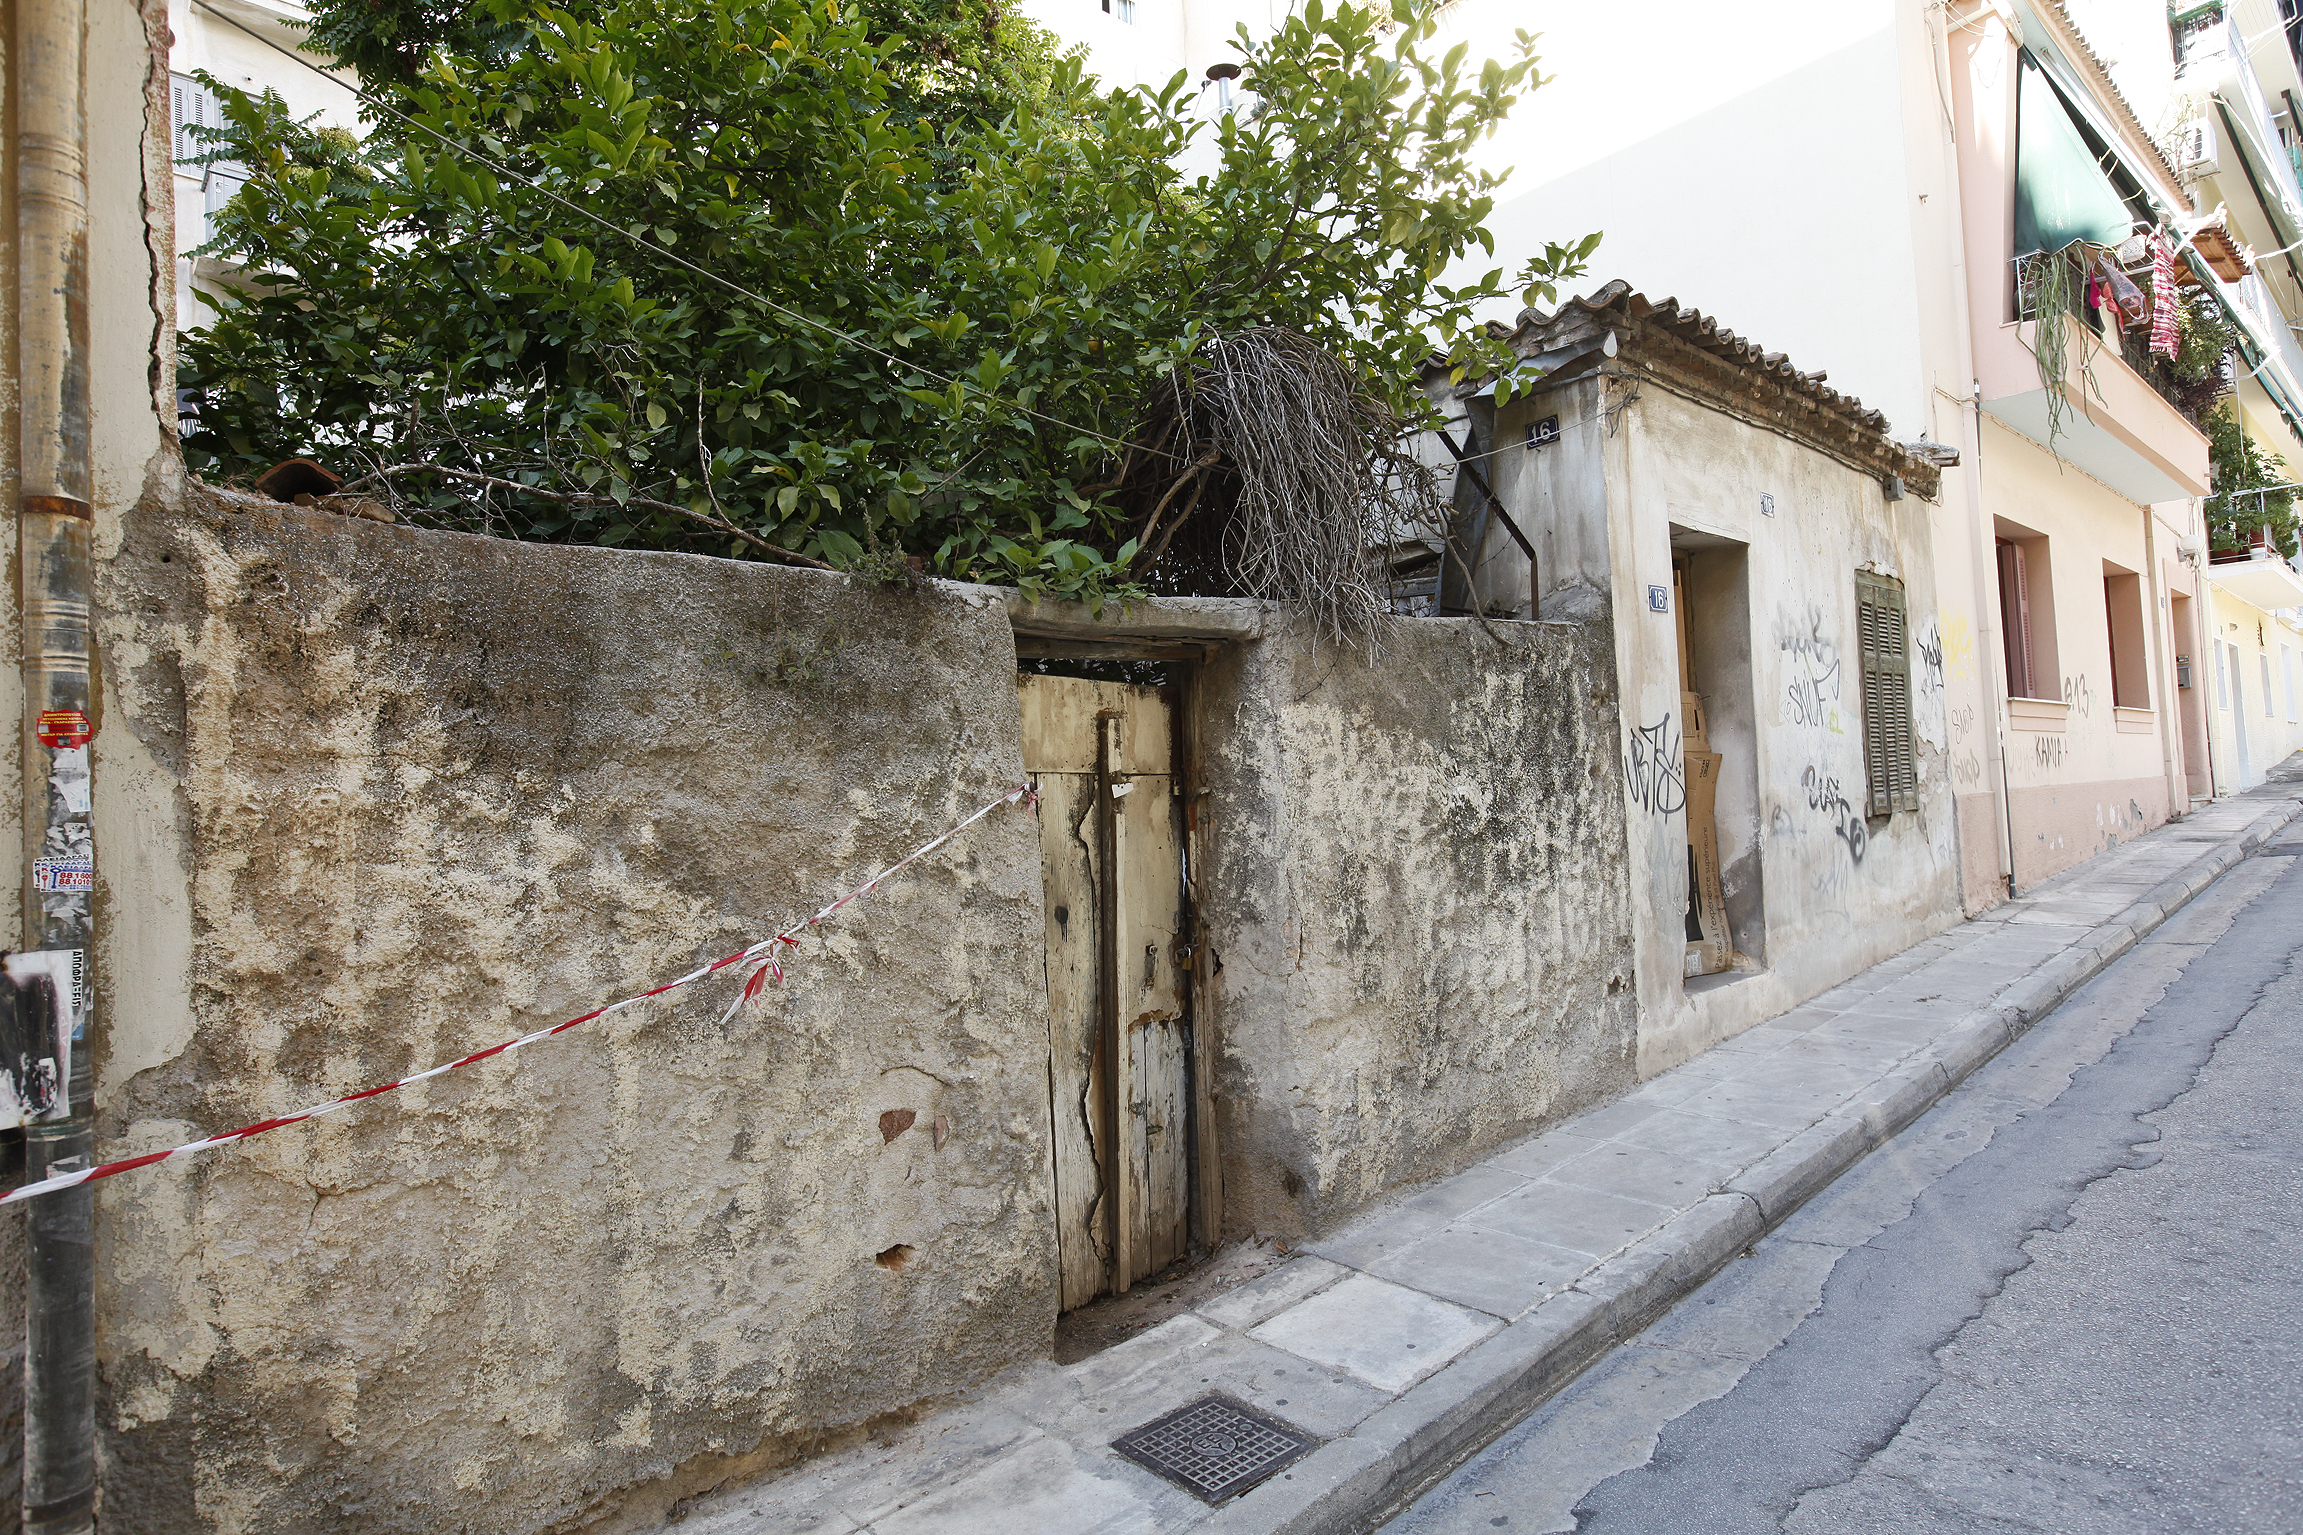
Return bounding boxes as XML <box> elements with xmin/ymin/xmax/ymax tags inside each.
<box><xmin>1019</xmin><ymin>672</ymin><xmax>1190</xmax><ymax>1310</ymax></box>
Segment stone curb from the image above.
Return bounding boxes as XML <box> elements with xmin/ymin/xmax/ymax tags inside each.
<box><xmin>1217</xmin><ymin>791</ymin><xmax>2303</xmax><ymax>1535</ymax></box>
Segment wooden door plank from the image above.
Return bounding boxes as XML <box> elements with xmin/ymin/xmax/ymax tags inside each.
<box><xmin>1035</xmin><ymin>768</ymin><xmax>1108</xmax><ymax>1312</ymax></box>
<box><xmin>1019</xmin><ymin>673</ymin><xmax>1173</xmax><ymax>773</ymax></box>
<box><xmin>1023</xmin><ymin>670</ymin><xmax>1193</xmax><ymax>1307</ymax></box>
<box><xmin>1118</xmin><ymin>772</ymin><xmax>1190</xmax><ymax>1278</ymax></box>
<box><xmin>1101</xmin><ymin>714</ymin><xmax>1136</xmax><ymax>1293</ymax></box>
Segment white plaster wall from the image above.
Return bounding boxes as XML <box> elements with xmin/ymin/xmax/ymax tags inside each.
<box><xmin>166</xmin><ymin>0</ymin><xmax>361</xmax><ymax>331</ymax></box>
<box><xmin>1979</xmin><ymin>417</ymin><xmax>2178</xmax><ymax>883</ymax></box>
<box><xmin>1430</xmin><ymin>0</ymin><xmax>1931</xmax><ymax>438</ymax></box>
<box><xmin>1492</xmin><ymin>373</ymin><xmax>1962</xmax><ymax>1076</ymax></box>
<box><xmin>2205</xmin><ymin>586</ymin><xmax>2303</xmax><ymax>788</ymax></box>
<box><xmin>0</xmin><ymin>0</ymin><xmax>184</xmax><ymax>1523</ymax></box>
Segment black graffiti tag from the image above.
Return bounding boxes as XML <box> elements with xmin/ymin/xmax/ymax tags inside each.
<box><xmin>1625</xmin><ymin>716</ymin><xmax>1687</xmax><ymax>815</ymax></box>
<box><xmin>1802</xmin><ymin>764</ymin><xmax>1867</xmax><ymax>866</ymax></box>
<box><xmin>1777</xmin><ymin>604</ymin><xmax>1843</xmax><ymax>729</ymax></box>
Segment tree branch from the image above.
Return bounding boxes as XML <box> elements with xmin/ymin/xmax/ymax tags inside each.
<box><xmin>338</xmin><ymin>462</ymin><xmax>837</xmax><ymax>569</ymax></box>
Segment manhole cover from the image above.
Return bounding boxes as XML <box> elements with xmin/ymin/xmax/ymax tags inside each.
<box><xmin>1110</xmin><ymin>1394</ymin><xmax>1319</xmax><ymax>1504</ymax></box>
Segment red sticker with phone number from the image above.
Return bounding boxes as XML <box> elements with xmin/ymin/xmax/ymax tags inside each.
<box><xmin>36</xmin><ymin>710</ymin><xmax>90</xmax><ymax>749</ymax></box>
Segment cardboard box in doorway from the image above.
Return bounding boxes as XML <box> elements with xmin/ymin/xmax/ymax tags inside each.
<box><xmin>1684</xmin><ymin>748</ymin><xmax>1730</xmax><ymax>977</ymax></box>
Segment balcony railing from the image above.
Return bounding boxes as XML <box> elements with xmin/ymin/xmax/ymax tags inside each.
<box><xmin>2014</xmin><ymin>248</ymin><xmax>2221</xmax><ymax>430</ymax></box>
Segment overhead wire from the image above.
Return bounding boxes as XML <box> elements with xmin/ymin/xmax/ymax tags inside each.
<box><xmin>188</xmin><ymin>0</ymin><xmax>1159</xmax><ymax>463</ymax></box>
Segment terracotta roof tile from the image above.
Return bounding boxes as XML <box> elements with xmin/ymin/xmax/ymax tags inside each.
<box><xmin>1498</xmin><ymin>279</ymin><xmax>1894</xmax><ymax>435</ymax></box>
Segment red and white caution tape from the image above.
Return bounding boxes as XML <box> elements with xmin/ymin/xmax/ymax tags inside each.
<box><xmin>0</xmin><ymin>783</ymin><xmax>1039</xmax><ymax>1209</ymax></box>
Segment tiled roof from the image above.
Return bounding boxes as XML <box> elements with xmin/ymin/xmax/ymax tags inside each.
<box><xmin>1469</xmin><ymin>280</ymin><xmax>1944</xmax><ymax>499</ymax></box>
<box><xmin>1491</xmin><ymin>280</ymin><xmax>1892</xmax><ymax>433</ymax></box>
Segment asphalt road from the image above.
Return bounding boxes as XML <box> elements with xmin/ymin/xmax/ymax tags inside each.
<box><xmin>1383</xmin><ymin>841</ymin><xmax>2303</xmax><ymax>1535</ymax></box>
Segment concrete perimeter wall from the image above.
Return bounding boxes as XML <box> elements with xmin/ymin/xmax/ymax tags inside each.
<box><xmin>84</xmin><ymin>493</ymin><xmax>1634</xmax><ymax>1534</ymax></box>
<box><xmin>1191</xmin><ymin>616</ymin><xmax>1637</xmax><ymax>1239</ymax></box>
<box><xmin>96</xmin><ymin>493</ymin><xmax>1052</xmax><ymax>1534</ymax></box>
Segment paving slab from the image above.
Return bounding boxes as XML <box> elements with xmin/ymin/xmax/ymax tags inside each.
<box><xmin>1610</xmin><ymin>1108</ymin><xmax>1784</xmax><ymax>1167</ymax></box>
<box><xmin>1545</xmin><ymin>1143</ymin><xmax>1734</xmax><ymax>1204</ymax></box>
<box><xmin>1196</xmin><ymin>1257</ymin><xmax>1352</xmax><ymax>1332</ymax></box>
<box><xmin>1461</xmin><ymin>1181</ymin><xmax>1676</xmax><ymax>1257</ymax></box>
<box><xmin>1477</xmin><ymin>1129</ymin><xmax>1603</xmax><ymax>1180</ymax></box>
<box><xmin>1247</xmin><ymin>1275</ymin><xmax>1499</xmax><ymax>1394</ymax></box>
<box><xmin>662</xmin><ymin>782</ymin><xmax>2303</xmax><ymax>1535</ymax></box>
<box><xmin>1363</xmin><ymin>1224</ymin><xmax>1589</xmax><ymax>1320</ymax></box>
<box><xmin>867</xmin><ymin>1437</ymin><xmax>1157</xmax><ymax>1535</ymax></box>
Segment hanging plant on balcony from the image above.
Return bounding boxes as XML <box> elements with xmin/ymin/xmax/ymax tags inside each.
<box><xmin>2203</xmin><ymin>402</ymin><xmax>2299</xmax><ymax>558</ymax></box>
<box><xmin>2161</xmin><ymin>285</ymin><xmax>2239</xmax><ymax>421</ymax></box>
<box><xmin>2019</xmin><ymin>243</ymin><xmax>2096</xmax><ymax>450</ymax></box>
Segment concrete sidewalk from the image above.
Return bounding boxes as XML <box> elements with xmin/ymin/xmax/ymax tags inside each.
<box><xmin>673</xmin><ymin>781</ymin><xmax>2303</xmax><ymax>1535</ymax></box>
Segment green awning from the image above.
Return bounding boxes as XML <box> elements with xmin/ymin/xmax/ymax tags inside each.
<box><xmin>2014</xmin><ymin>56</ymin><xmax>2134</xmax><ymax>255</ymax></box>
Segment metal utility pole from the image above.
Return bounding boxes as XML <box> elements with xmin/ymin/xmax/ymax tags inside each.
<box><xmin>16</xmin><ymin>0</ymin><xmax>99</xmax><ymax>1531</ymax></box>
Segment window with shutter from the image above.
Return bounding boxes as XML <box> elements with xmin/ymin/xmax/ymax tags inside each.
<box><xmin>1856</xmin><ymin>573</ymin><xmax>1918</xmax><ymax>816</ymax></box>
<box><xmin>170</xmin><ymin>72</ymin><xmax>217</xmax><ymax>166</ymax></box>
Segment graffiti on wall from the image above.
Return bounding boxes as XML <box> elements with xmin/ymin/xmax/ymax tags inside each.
<box><xmin>1937</xmin><ymin>609</ymin><xmax>1977</xmax><ymax>682</ymax></box>
<box><xmin>1625</xmin><ymin>715</ymin><xmax>1686</xmax><ymax>815</ymax></box>
<box><xmin>2035</xmin><ymin>735</ymin><xmax>2066</xmax><ymax>769</ymax></box>
<box><xmin>1914</xmin><ymin>614</ymin><xmax>1948</xmax><ymax>747</ymax></box>
<box><xmin>1949</xmin><ymin>703</ymin><xmax>1983</xmax><ymax>789</ymax></box>
<box><xmin>2063</xmin><ymin>673</ymin><xmax>2094</xmax><ymax>720</ymax></box>
<box><xmin>1802</xmin><ymin>764</ymin><xmax>1868</xmax><ymax>867</ymax></box>
<box><xmin>1776</xmin><ymin>604</ymin><xmax>1846</xmax><ymax>734</ymax></box>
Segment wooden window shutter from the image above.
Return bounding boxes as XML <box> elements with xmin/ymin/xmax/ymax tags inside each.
<box><xmin>1857</xmin><ymin>574</ymin><xmax>1918</xmax><ymax>816</ymax></box>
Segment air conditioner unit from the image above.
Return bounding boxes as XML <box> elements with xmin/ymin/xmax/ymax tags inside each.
<box><xmin>2178</xmin><ymin>118</ymin><xmax>2220</xmax><ymax>176</ymax></box>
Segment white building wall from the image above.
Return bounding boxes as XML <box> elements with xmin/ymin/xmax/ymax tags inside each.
<box><xmin>2205</xmin><ymin>583</ymin><xmax>2303</xmax><ymax>789</ymax></box>
<box><xmin>166</xmin><ymin>0</ymin><xmax>361</xmax><ymax>332</ymax></box>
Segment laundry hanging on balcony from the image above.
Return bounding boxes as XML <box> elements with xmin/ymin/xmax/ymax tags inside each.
<box><xmin>2087</xmin><ymin>251</ymin><xmax>2148</xmax><ymax>330</ymax></box>
<box><xmin>2150</xmin><ymin>237</ymin><xmax>2181</xmax><ymax>358</ymax></box>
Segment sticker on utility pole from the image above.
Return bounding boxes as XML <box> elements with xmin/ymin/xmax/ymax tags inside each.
<box><xmin>35</xmin><ymin>710</ymin><xmax>90</xmax><ymax>749</ymax></box>
<box><xmin>32</xmin><ymin>857</ymin><xmax>92</xmax><ymax>893</ymax></box>
<box><xmin>0</xmin><ymin>949</ymin><xmax>80</xmax><ymax>1126</ymax></box>
<box><xmin>50</xmin><ymin>746</ymin><xmax>90</xmax><ymax>815</ymax></box>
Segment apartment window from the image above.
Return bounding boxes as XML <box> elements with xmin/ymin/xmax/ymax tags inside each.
<box><xmin>2102</xmin><ymin>565</ymin><xmax>2148</xmax><ymax>708</ymax></box>
<box><xmin>1099</xmin><ymin>0</ymin><xmax>1135</xmax><ymax>20</ymax></box>
<box><xmin>1995</xmin><ymin>527</ymin><xmax>2056</xmax><ymax>699</ymax></box>
<box><xmin>1857</xmin><ymin>572</ymin><xmax>1919</xmax><ymax>816</ymax></box>
<box><xmin>170</xmin><ymin>72</ymin><xmax>218</xmax><ymax>164</ymax></box>
<box><xmin>172</xmin><ymin>71</ymin><xmax>247</xmax><ymax>244</ymax></box>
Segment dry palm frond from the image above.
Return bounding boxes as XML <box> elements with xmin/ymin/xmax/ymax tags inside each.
<box><xmin>1122</xmin><ymin>326</ymin><xmax>1446</xmax><ymax>645</ymax></box>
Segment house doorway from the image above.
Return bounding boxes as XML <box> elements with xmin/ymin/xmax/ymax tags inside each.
<box><xmin>1669</xmin><ymin>532</ymin><xmax>1762</xmax><ymax>982</ymax></box>
<box><xmin>2226</xmin><ymin>640</ymin><xmax>2254</xmax><ymax>786</ymax></box>
<box><xmin>1018</xmin><ymin>662</ymin><xmax>1199</xmax><ymax>1310</ymax></box>
<box><xmin>2171</xmin><ymin>591</ymin><xmax>2209</xmax><ymax>803</ymax></box>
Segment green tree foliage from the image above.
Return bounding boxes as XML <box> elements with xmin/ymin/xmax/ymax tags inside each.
<box><xmin>2204</xmin><ymin>401</ymin><xmax>2299</xmax><ymax>558</ymax></box>
<box><xmin>180</xmin><ymin>0</ymin><xmax>1592</xmax><ymax>604</ymax></box>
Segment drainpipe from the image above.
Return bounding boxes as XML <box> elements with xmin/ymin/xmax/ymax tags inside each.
<box><xmin>1932</xmin><ymin>2</ymin><xmax>2018</xmax><ymax>902</ymax></box>
<box><xmin>2142</xmin><ymin>503</ymin><xmax>2179</xmax><ymax>816</ymax></box>
<box><xmin>17</xmin><ymin>2</ymin><xmax>99</xmax><ymax>1533</ymax></box>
